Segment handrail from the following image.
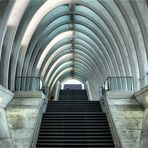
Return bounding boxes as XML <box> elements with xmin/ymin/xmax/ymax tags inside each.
<box><xmin>102</xmin><ymin>76</ymin><xmax>134</xmax><ymax>95</ymax></box>
<box><xmin>100</xmin><ymin>95</ymin><xmax>122</xmax><ymax>148</ymax></box>
<box><xmin>106</xmin><ymin>76</ymin><xmax>133</xmax><ymax>79</ymax></box>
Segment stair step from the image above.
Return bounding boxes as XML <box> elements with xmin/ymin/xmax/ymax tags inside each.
<box><xmin>44</xmin><ymin>115</ymin><xmax>106</xmax><ymax>117</ymax></box>
<box><xmin>36</xmin><ymin>91</ymin><xmax>114</xmax><ymax>147</ymax></box>
<box><xmin>37</xmin><ymin>139</ymin><xmax>113</xmax><ymax>142</ymax></box>
<box><xmin>42</xmin><ymin>118</ymin><xmax>107</xmax><ymax>121</ymax></box>
<box><xmin>36</xmin><ymin>145</ymin><xmax>115</xmax><ymax>148</ymax></box>
<box><xmin>36</xmin><ymin>143</ymin><xmax>115</xmax><ymax>146</ymax></box>
<box><xmin>39</xmin><ymin>128</ymin><xmax>111</xmax><ymax>131</ymax></box>
<box><xmin>38</xmin><ymin>133</ymin><xmax>112</xmax><ymax>136</ymax></box>
<box><xmin>41</xmin><ymin>122</ymin><xmax>108</xmax><ymax>126</ymax></box>
<box><xmin>43</xmin><ymin>111</ymin><xmax>106</xmax><ymax>116</ymax></box>
<box><xmin>37</xmin><ymin>135</ymin><xmax>113</xmax><ymax>139</ymax></box>
<box><xmin>39</xmin><ymin>131</ymin><xmax>111</xmax><ymax>134</ymax></box>
<box><xmin>40</xmin><ymin>125</ymin><xmax>110</xmax><ymax>129</ymax></box>
<box><xmin>46</xmin><ymin>110</ymin><xmax>102</xmax><ymax>112</ymax></box>
<box><xmin>41</xmin><ymin>120</ymin><xmax>108</xmax><ymax>123</ymax></box>
<box><xmin>47</xmin><ymin>101</ymin><xmax>100</xmax><ymax>103</ymax></box>
<box><xmin>42</xmin><ymin>117</ymin><xmax>107</xmax><ymax>120</ymax></box>
<box><xmin>42</xmin><ymin>115</ymin><xmax>106</xmax><ymax>117</ymax></box>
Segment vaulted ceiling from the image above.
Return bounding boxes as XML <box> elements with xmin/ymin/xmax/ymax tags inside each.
<box><xmin>0</xmin><ymin>0</ymin><xmax>148</xmax><ymax>98</ymax></box>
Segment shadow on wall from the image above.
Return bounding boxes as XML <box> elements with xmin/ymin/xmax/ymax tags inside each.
<box><xmin>146</xmin><ymin>0</ymin><xmax>148</xmax><ymax>6</ymax></box>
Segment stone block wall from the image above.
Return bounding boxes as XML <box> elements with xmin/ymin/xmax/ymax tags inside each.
<box><xmin>0</xmin><ymin>85</ymin><xmax>14</xmax><ymax>148</ymax></box>
<box><xmin>102</xmin><ymin>91</ymin><xmax>144</xmax><ymax>148</ymax></box>
<box><xmin>6</xmin><ymin>91</ymin><xmax>46</xmax><ymax>148</ymax></box>
<box><xmin>134</xmin><ymin>85</ymin><xmax>148</xmax><ymax>148</ymax></box>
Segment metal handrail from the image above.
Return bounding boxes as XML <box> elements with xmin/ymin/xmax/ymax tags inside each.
<box><xmin>106</xmin><ymin>76</ymin><xmax>133</xmax><ymax>79</ymax></box>
<box><xmin>102</xmin><ymin>76</ymin><xmax>134</xmax><ymax>95</ymax></box>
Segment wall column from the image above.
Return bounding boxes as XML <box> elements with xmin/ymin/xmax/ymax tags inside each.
<box><xmin>135</xmin><ymin>85</ymin><xmax>148</xmax><ymax>148</ymax></box>
<box><xmin>0</xmin><ymin>85</ymin><xmax>14</xmax><ymax>147</ymax></box>
<box><xmin>54</xmin><ymin>81</ymin><xmax>61</xmax><ymax>101</ymax></box>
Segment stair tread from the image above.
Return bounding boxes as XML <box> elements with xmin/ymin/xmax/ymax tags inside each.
<box><xmin>40</xmin><ymin>123</ymin><xmax>109</xmax><ymax>126</ymax></box>
<box><xmin>39</xmin><ymin>126</ymin><xmax>110</xmax><ymax>129</ymax></box>
<box><xmin>37</xmin><ymin>143</ymin><xmax>115</xmax><ymax>146</ymax></box>
<box><xmin>38</xmin><ymin>135</ymin><xmax>113</xmax><ymax>139</ymax></box>
<box><xmin>39</xmin><ymin>129</ymin><xmax>111</xmax><ymax>131</ymax></box>
<box><xmin>44</xmin><ymin>112</ymin><xmax>105</xmax><ymax>114</ymax></box>
<box><xmin>36</xmin><ymin>91</ymin><xmax>114</xmax><ymax>147</ymax></box>
<box><xmin>42</xmin><ymin>119</ymin><xmax>107</xmax><ymax>124</ymax></box>
<box><xmin>37</xmin><ymin>139</ymin><xmax>113</xmax><ymax>142</ymax></box>
<box><xmin>39</xmin><ymin>133</ymin><xmax>112</xmax><ymax>136</ymax></box>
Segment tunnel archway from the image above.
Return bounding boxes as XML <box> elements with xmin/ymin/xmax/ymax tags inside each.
<box><xmin>0</xmin><ymin>0</ymin><xmax>147</xmax><ymax>100</ymax></box>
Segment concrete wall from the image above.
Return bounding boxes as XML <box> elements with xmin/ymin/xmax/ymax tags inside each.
<box><xmin>0</xmin><ymin>85</ymin><xmax>14</xmax><ymax>148</ymax></box>
<box><xmin>0</xmin><ymin>85</ymin><xmax>14</xmax><ymax>108</ymax></box>
<box><xmin>101</xmin><ymin>91</ymin><xmax>144</xmax><ymax>148</ymax></box>
<box><xmin>6</xmin><ymin>91</ymin><xmax>47</xmax><ymax>148</ymax></box>
<box><xmin>135</xmin><ymin>85</ymin><xmax>148</xmax><ymax>148</ymax></box>
<box><xmin>54</xmin><ymin>81</ymin><xmax>61</xmax><ymax>101</ymax></box>
<box><xmin>86</xmin><ymin>81</ymin><xmax>93</xmax><ymax>101</ymax></box>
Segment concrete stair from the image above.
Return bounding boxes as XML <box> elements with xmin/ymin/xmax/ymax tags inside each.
<box><xmin>36</xmin><ymin>90</ymin><xmax>115</xmax><ymax>148</ymax></box>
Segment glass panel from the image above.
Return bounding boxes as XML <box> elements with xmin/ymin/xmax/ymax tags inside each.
<box><xmin>15</xmin><ymin>77</ymin><xmax>41</xmax><ymax>91</ymax></box>
<box><xmin>107</xmin><ymin>77</ymin><xmax>133</xmax><ymax>91</ymax></box>
<box><xmin>102</xmin><ymin>77</ymin><xmax>134</xmax><ymax>95</ymax></box>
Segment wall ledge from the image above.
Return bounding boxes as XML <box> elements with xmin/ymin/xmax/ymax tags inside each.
<box><xmin>134</xmin><ymin>85</ymin><xmax>148</xmax><ymax>108</ymax></box>
<box><xmin>106</xmin><ymin>91</ymin><xmax>134</xmax><ymax>99</ymax></box>
<box><xmin>14</xmin><ymin>91</ymin><xmax>45</xmax><ymax>99</ymax></box>
<box><xmin>135</xmin><ymin>85</ymin><xmax>148</xmax><ymax>97</ymax></box>
<box><xmin>0</xmin><ymin>85</ymin><xmax>14</xmax><ymax>108</ymax></box>
<box><xmin>0</xmin><ymin>85</ymin><xmax>14</xmax><ymax>96</ymax></box>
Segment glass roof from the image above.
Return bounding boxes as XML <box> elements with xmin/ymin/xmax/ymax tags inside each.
<box><xmin>1</xmin><ymin>0</ymin><xmax>147</xmax><ymax>92</ymax></box>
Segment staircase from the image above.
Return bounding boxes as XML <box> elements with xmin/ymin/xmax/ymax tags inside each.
<box><xmin>59</xmin><ymin>90</ymin><xmax>88</xmax><ymax>101</ymax></box>
<box><xmin>36</xmin><ymin>90</ymin><xmax>115</xmax><ymax>147</ymax></box>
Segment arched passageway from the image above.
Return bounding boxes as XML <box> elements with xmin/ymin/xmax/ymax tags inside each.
<box><xmin>0</xmin><ymin>0</ymin><xmax>148</xmax><ymax>99</ymax></box>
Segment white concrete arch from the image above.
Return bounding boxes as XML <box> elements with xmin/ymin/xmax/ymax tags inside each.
<box><xmin>29</xmin><ymin>32</ymin><xmax>110</xmax><ymax>81</ymax></box>
<box><xmin>44</xmin><ymin>50</ymin><xmax>103</xmax><ymax>85</ymax></box>
<box><xmin>28</xmin><ymin>31</ymin><xmax>110</xmax><ymax>81</ymax></box>
<box><xmin>9</xmin><ymin>2</ymin><xmax>127</xmax><ymax>89</ymax></box>
<box><xmin>23</xmin><ymin>14</ymin><xmax>121</xmax><ymax>80</ymax></box>
<box><xmin>16</xmin><ymin>0</ymin><xmax>128</xmax><ymax>84</ymax></box>
<box><xmin>0</xmin><ymin>0</ymin><xmax>147</xmax><ymax>94</ymax></box>
<box><xmin>46</xmin><ymin>55</ymin><xmax>102</xmax><ymax>89</ymax></box>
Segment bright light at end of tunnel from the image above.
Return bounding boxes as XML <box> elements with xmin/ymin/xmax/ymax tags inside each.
<box><xmin>61</xmin><ymin>79</ymin><xmax>84</xmax><ymax>90</ymax></box>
